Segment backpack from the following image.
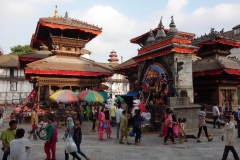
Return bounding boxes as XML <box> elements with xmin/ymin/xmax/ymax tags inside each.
<box><xmin>51</xmin><ymin>124</ymin><xmax>58</xmax><ymax>143</ymax></box>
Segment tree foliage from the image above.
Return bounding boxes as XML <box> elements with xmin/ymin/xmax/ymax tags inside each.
<box><xmin>10</xmin><ymin>45</ymin><xmax>35</xmax><ymax>55</ymax></box>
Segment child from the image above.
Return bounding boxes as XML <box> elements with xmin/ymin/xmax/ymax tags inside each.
<box><xmin>10</xmin><ymin>113</ymin><xmax>15</xmax><ymax>120</ymax></box>
<box><xmin>73</xmin><ymin>119</ymin><xmax>90</xmax><ymax>160</ymax></box>
<box><xmin>178</xmin><ymin>118</ymin><xmax>184</xmax><ymax>143</ymax></box>
<box><xmin>105</xmin><ymin>116</ymin><xmax>112</xmax><ymax>139</ymax></box>
<box><xmin>181</xmin><ymin>118</ymin><xmax>196</xmax><ymax>141</ymax></box>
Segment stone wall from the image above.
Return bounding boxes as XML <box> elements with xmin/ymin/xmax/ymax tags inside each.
<box><xmin>173</xmin><ymin>106</ymin><xmax>201</xmax><ymax>130</ymax></box>
<box><xmin>162</xmin><ymin>53</ymin><xmax>194</xmax><ymax>102</ymax></box>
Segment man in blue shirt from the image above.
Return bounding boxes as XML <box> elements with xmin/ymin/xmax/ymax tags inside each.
<box><xmin>237</xmin><ymin>107</ymin><xmax>240</xmax><ymax>138</ymax></box>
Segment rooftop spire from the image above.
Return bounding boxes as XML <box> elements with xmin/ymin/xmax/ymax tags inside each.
<box><xmin>64</xmin><ymin>11</ymin><xmax>69</xmax><ymax>19</ymax></box>
<box><xmin>108</xmin><ymin>50</ymin><xmax>119</xmax><ymax>63</ymax></box>
<box><xmin>167</xmin><ymin>16</ymin><xmax>178</xmax><ymax>36</ymax></box>
<box><xmin>146</xmin><ymin>29</ymin><xmax>156</xmax><ymax>45</ymax></box>
<box><xmin>156</xmin><ymin>16</ymin><xmax>166</xmax><ymax>40</ymax></box>
<box><xmin>53</xmin><ymin>5</ymin><xmax>59</xmax><ymax>18</ymax></box>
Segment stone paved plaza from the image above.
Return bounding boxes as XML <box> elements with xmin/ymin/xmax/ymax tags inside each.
<box><xmin>0</xmin><ymin>118</ymin><xmax>240</xmax><ymax>160</ymax></box>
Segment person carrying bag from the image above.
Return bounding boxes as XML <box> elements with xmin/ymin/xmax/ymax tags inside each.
<box><xmin>64</xmin><ymin>117</ymin><xmax>81</xmax><ymax>160</ymax></box>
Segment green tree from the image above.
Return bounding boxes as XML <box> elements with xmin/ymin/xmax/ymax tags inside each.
<box><xmin>10</xmin><ymin>45</ymin><xmax>35</xmax><ymax>55</ymax></box>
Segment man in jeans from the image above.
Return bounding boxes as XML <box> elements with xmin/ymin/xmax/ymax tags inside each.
<box><xmin>212</xmin><ymin>103</ymin><xmax>220</xmax><ymax>129</ymax></box>
<box><xmin>236</xmin><ymin>107</ymin><xmax>240</xmax><ymax>138</ymax></box>
<box><xmin>115</xmin><ymin>105</ymin><xmax>123</xmax><ymax>139</ymax></box>
<box><xmin>0</xmin><ymin>120</ymin><xmax>17</xmax><ymax>160</ymax></box>
<box><xmin>197</xmin><ymin>105</ymin><xmax>213</xmax><ymax>143</ymax></box>
<box><xmin>110</xmin><ymin>103</ymin><xmax>117</xmax><ymax>127</ymax></box>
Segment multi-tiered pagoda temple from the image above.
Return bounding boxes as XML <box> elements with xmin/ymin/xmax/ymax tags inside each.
<box><xmin>192</xmin><ymin>27</ymin><xmax>240</xmax><ymax>107</ymax></box>
<box><xmin>20</xmin><ymin>6</ymin><xmax>113</xmax><ymax>102</ymax></box>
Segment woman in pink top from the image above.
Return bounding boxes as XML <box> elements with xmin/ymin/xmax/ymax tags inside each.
<box><xmin>164</xmin><ymin>109</ymin><xmax>176</xmax><ymax>145</ymax></box>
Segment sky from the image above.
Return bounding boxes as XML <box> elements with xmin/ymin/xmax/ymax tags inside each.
<box><xmin>0</xmin><ymin>0</ymin><xmax>240</xmax><ymax>62</ymax></box>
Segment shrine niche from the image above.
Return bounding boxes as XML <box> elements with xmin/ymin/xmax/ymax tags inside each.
<box><xmin>141</xmin><ymin>61</ymin><xmax>171</xmax><ymax>105</ymax></box>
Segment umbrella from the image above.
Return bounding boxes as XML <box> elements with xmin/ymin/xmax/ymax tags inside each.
<box><xmin>78</xmin><ymin>90</ymin><xmax>104</xmax><ymax>102</ymax></box>
<box><xmin>49</xmin><ymin>90</ymin><xmax>79</xmax><ymax>103</ymax></box>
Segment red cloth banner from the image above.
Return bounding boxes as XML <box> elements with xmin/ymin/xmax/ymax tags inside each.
<box><xmin>21</xmin><ymin>89</ymin><xmax>36</xmax><ymax>109</ymax></box>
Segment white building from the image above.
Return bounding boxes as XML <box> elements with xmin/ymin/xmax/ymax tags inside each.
<box><xmin>0</xmin><ymin>54</ymin><xmax>33</xmax><ymax>105</ymax></box>
<box><xmin>99</xmin><ymin>50</ymin><xmax>130</xmax><ymax>97</ymax></box>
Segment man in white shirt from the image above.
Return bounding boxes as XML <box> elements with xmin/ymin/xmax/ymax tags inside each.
<box><xmin>131</xmin><ymin>97</ymin><xmax>140</xmax><ymax>116</ymax></box>
<box><xmin>10</xmin><ymin>128</ymin><xmax>32</xmax><ymax>160</ymax></box>
<box><xmin>115</xmin><ymin>105</ymin><xmax>123</xmax><ymax>139</ymax></box>
<box><xmin>212</xmin><ymin>103</ymin><xmax>220</xmax><ymax>129</ymax></box>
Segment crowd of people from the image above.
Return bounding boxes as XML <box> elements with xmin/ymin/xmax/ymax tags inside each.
<box><xmin>0</xmin><ymin>99</ymin><xmax>240</xmax><ymax>160</ymax></box>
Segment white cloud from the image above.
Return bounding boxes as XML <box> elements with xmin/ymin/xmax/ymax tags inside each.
<box><xmin>70</xmin><ymin>5</ymin><xmax>139</xmax><ymax>62</ymax></box>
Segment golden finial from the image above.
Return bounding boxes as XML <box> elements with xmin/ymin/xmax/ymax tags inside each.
<box><xmin>53</xmin><ymin>5</ymin><xmax>59</xmax><ymax>17</ymax></box>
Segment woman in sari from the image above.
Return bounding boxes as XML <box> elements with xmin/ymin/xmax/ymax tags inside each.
<box><xmin>31</xmin><ymin>108</ymin><xmax>38</xmax><ymax>129</ymax></box>
<box><xmin>98</xmin><ymin>107</ymin><xmax>105</xmax><ymax>141</ymax></box>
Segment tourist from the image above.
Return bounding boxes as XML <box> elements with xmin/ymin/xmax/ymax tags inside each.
<box><xmin>44</xmin><ymin>117</ymin><xmax>58</xmax><ymax>160</ymax></box>
<box><xmin>105</xmin><ymin>116</ymin><xmax>112</xmax><ymax>139</ymax></box>
<box><xmin>110</xmin><ymin>102</ymin><xmax>117</xmax><ymax>127</ymax></box>
<box><xmin>31</xmin><ymin>108</ymin><xmax>38</xmax><ymax>130</ymax></box>
<box><xmin>133</xmin><ymin>109</ymin><xmax>144</xmax><ymax>146</ymax></box>
<box><xmin>119</xmin><ymin>110</ymin><xmax>131</xmax><ymax>145</ymax></box>
<box><xmin>164</xmin><ymin>109</ymin><xmax>176</xmax><ymax>145</ymax></box>
<box><xmin>64</xmin><ymin>117</ymin><xmax>81</xmax><ymax>160</ymax></box>
<box><xmin>73</xmin><ymin>119</ymin><xmax>90</xmax><ymax>160</ymax></box>
<box><xmin>13</xmin><ymin>105</ymin><xmax>22</xmax><ymax>123</ymax></box>
<box><xmin>121</xmin><ymin>100</ymin><xmax>128</xmax><ymax>112</ymax></box>
<box><xmin>236</xmin><ymin>107</ymin><xmax>240</xmax><ymax>138</ymax></box>
<box><xmin>79</xmin><ymin>103</ymin><xmax>84</xmax><ymax>122</ymax></box>
<box><xmin>92</xmin><ymin>105</ymin><xmax>98</xmax><ymax>132</ymax></box>
<box><xmin>212</xmin><ymin>103</ymin><xmax>220</xmax><ymax>129</ymax></box>
<box><xmin>0</xmin><ymin>120</ymin><xmax>17</xmax><ymax>160</ymax></box>
<box><xmin>10</xmin><ymin>128</ymin><xmax>32</xmax><ymax>160</ymax></box>
<box><xmin>177</xmin><ymin>118</ymin><xmax>184</xmax><ymax>143</ymax></box>
<box><xmin>115</xmin><ymin>105</ymin><xmax>123</xmax><ymax>139</ymax></box>
<box><xmin>86</xmin><ymin>103</ymin><xmax>91</xmax><ymax>121</ymax></box>
<box><xmin>98</xmin><ymin>108</ymin><xmax>105</xmax><ymax>141</ymax></box>
<box><xmin>221</xmin><ymin>115</ymin><xmax>239</xmax><ymax>160</ymax></box>
<box><xmin>197</xmin><ymin>105</ymin><xmax>213</xmax><ymax>143</ymax></box>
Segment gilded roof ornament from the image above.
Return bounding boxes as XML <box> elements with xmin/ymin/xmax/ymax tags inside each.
<box><xmin>53</xmin><ymin>5</ymin><xmax>60</xmax><ymax>18</ymax></box>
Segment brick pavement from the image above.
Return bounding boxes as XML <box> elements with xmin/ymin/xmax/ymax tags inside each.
<box><xmin>0</xmin><ymin>116</ymin><xmax>240</xmax><ymax>160</ymax></box>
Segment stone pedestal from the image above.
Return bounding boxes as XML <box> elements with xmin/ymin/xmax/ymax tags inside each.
<box><xmin>167</xmin><ymin>97</ymin><xmax>200</xmax><ymax>130</ymax></box>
